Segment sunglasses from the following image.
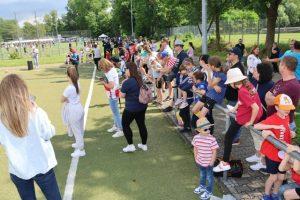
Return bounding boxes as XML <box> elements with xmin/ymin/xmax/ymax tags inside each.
<box><xmin>203</xmin><ymin>128</ymin><xmax>210</xmax><ymax>132</ymax></box>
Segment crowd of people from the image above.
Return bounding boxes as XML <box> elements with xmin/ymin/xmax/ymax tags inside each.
<box><xmin>0</xmin><ymin>36</ymin><xmax>300</xmax><ymax>200</ymax></box>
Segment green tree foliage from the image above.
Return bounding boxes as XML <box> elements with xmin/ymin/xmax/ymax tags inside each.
<box><xmin>44</xmin><ymin>10</ymin><xmax>59</xmax><ymax>34</ymax></box>
<box><xmin>21</xmin><ymin>22</ymin><xmax>46</xmax><ymax>39</ymax></box>
<box><xmin>0</xmin><ymin>18</ymin><xmax>19</xmax><ymax>41</ymax></box>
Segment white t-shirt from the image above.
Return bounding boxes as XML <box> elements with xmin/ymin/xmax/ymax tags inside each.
<box><xmin>164</xmin><ymin>45</ymin><xmax>174</xmax><ymax>57</ymax></box>
<box><xmin>93</xmin><ymin>48</ymin><xmax>101</xmax><ymax>58</ymax></box>
<box><xmin>105</xmin><ymin>67</ymin><xmax>120</xmax><ymax>99</ymax></box>
<box><xmin>0</xmin><ymin>107</ymin><xmax>57</xmax><ymax>180</ymax></box>
<box><xmin>63</xmin><ymin>84</ymin><xmax>81</xmax><ymax>104</ymax></box>
<box><xmin>247</xmin><ymin>54</ymin><xmax>261</xmax><ymax>74</ymax></box>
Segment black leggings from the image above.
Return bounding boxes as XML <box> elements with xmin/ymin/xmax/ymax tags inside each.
<box><xmin>179</xmin><ymin>104</ymin><xmax>191</xmax><ymax>129</ymax></box>
<box><xmin>122</xmin><ymin>109</ymin><xmax>148</xmax><ymax>145</ymax></box>
<box><xmin>223</xmin><ymin>119</ymin><xmax>242</xmax><ymax>162</ymax></box>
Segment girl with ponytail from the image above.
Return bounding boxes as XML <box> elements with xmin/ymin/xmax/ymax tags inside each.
<box><xmin>61</xmin><ymin>66</ymin><xmax>86</xmax><ymax>158</ymax></box>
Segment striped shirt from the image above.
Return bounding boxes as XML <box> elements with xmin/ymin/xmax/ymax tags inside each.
<box><xmin>166</xmin><ymin>57</ymin><xmax>178</xmax><ymax>69</ymax></box>
<box><xmin>192</xmin><ymin>134</ymin><xmax>219</xmax><ymax>167</ymax></box>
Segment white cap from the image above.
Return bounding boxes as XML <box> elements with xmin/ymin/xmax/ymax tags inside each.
<box><xmin>225</xmin><ymin>68</ymin><xmax>247</xmax><ymax>84</ymax></box>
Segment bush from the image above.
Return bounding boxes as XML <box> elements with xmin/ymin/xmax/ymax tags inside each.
<box><xmin>182</xmin><ymin>32</ymin><xmax>194</xmax><ymax>42</ymax></box>
<box><xmin>9</xmin><ymin>51</ymin><xmax>20</xmax><ymax>59</ymax></box>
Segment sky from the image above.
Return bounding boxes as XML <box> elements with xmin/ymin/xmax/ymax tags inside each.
<box><xmin>0</xmin><ymin>0</ymin><xmax>68</xmax><ymax>26</ymax></box>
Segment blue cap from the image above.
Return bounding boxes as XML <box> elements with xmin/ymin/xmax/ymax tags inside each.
<box><xmin>160</xmin><ymin>51</ymin><xmax>169</xmax><ymax>58</ymax></box>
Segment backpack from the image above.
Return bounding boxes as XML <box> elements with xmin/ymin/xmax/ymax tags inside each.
<box><xmin>213</xmin><ymin>159</ymin><xmax>243</xmax><ymax>178</ymax></box>
<box><xmin>139</xmin><ymin>84</ymin><xmax>153</xmax><ymax>104</ymax></box>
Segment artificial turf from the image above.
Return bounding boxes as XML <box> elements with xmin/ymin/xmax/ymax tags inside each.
<box><xmin>0</xmin><ymin>64</ymin><xmax>212</xmax><ymax>199</ymax></box>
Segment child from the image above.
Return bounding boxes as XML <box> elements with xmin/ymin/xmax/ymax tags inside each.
<box><xmin>192</xmin><ymin>117</ymin><xmax>219</xmax><ymax>200</ymax></box>
<box><xmin>191</xmin><ymin>71</ymin><xmax>207</xmax><ymax>128</ymax></box>
<box><xmin>195</xmin><ymin>56</ymin><xmax>227</xmax><ymax>134</ymax></box>
<box><xmin>254</xmin><ymin>94</ymin><xmax>295</xmax><ymax>200</ymax></box>
<box><xmin>174</xmin><ymin>65</ymin><xmax>193</xmax><ymax>109</ymax></box>
<box><xmin>184</xmin><ymin>57</ymin><xmax>199</xmax><ymax>77</ymax></box>
<box><xmin>278</xmin><ymin>144</ymin><xmax>300</xmax><ymax>200</ymax></box>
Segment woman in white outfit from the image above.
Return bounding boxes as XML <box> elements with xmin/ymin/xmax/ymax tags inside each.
<box><xmin>0</xmin><ymin>74</ymin><xmax>61</xmax><ymax>199</ymax></box>
<box><xmin>62</xmin><ymin>66</ymin><xmax>85</xmax><ymax>158</ymax></box>
<box><xmin>247</xmin><ymin>45</ymin><xmax>261</xmax><ymax>81</ymax></box>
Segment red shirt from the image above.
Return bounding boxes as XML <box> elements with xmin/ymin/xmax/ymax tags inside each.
<box><xmin>192</xmin><ymin>134</ymin><xmax>219</xmax><ymax>167</ymax></box>
<box><xmin>292</xmin><ymin>169</ymin><xmax>300</xmax><ymax>185</ymax></box>
<box><xmin>236</xmin><ymin>85</ymin><xmax>263</xmax><ymax>125</ymax></box>
<box><xmin>260</xmin><ymin>114</ymin><xmax>291</xmax><ymax>162</ymax></box>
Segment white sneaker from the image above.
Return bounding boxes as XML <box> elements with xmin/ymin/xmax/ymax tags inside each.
<box><xmin>112</xmin><ymin>130</ymin><xmax>124</xmax><ymax>138</ymax></box>
<box><xmin>174</xmin><ymin>98</ymin><xmax>183</xmax><ymax>106</ymax></box>
<box><xmin>71</xmin><ymin>143</ymin><xmax>80</xmax><ymax>149</ymax></box>
<box><xmin>194</xmin><ymin>186</ymin><xmax>206</xmax><ymax>194</ymax></box>
<box><xmin>200</xmin><ymin>191</ymin><xmax>212</xmax><ymax>200</ymax></box>
<box><xmin>179</xmin><ymin>101</ymin><xmax>189</xmax><ymax>109</ymax></box>
<box><xmin>107</xmin><ymin>125</ymin><xmax>118</xmax><ymax>133</ymax></box>
<box><xmin>137</xmin><ymin>144</ymin><xmax>148</xmax><ymax>151</ymax></box>
<box><xmin>68</xmin><ymin>132</ymin><xmax>73</xmax><ymax>137</ymax></box>
<box><xmin>246</xmin><ymin>154</ymin><xmax>260</xmax><ymax>163</ymax></box>
<box><xmin>250</xmin><ymin>162</ymin><xmax>266</xmax><ymax>171</ymax></box>
<box><xmin>122</xmin><ymin>144</ymin><xmax>136</xmax><ymax>153</ymax></box>
<box><xmin>213</xmin><ymin>161</ymin><xmax>231</xmax><ymax>172</ymax></box>
<box><xmin>71</xmin><ymin>149</ymin><xmax>86</xmax><ymax>158</ymax></box>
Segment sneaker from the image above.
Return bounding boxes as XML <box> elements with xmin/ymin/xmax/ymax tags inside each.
<box><xmin>174</xmin><ymin>98</ymin><xmax>183</xmax><ymax>106</ymax></box>
<box><xmin>179</xmin><ymin>127</ymin><xmax>191</xmax><ymax>133</ymax></box>
<box><xmin>163</xmin><ymin>106</ymin><xmax>173</xmax><ymax>112</ymax></box>
<box><xmin>232</xmin><ymin>139</ymin><xmax>240</xmax><ymax>146</ymax></box>
<box><xmin>68</xmin><ymin>131</ymin><xmax>73</xmax><ymax>137</ymax></box>
<box><xmin>71</xmin><ymin>143</ymin><xmax>80</xmax><ymax>149</ymax></box>
<box><xmin>250</xmin><ymin>162</ymin><xmax>266</xmax><ymax>171</ymax></box>
<box><xmin>163</xmin><ymin>96</ymin><xmax>171</xmax><ymax>102</ymax></box>
<box><xmin>213</xmin><ymin>161</ymin><xmax>231</xmax><ymax>172</ymax></box>
<box><xmin>259</xmin><ymin>168</ymin><xmax>268</xmax><ymax>175</ymax></box>
<box><xmin>262</xmin><ymin>194</ymin><xmax>272</xmax><ymax>200</ymax></box>
<box><xmin>137</xmin><ymin>144</ymin><xmax>148</xmax><ymax>151</ymax></box>
<box><xmin>194</xmin><ymin>186</ymin><xmax>206</xmax><ymax>194</ymax></box>
<box><xmin>112</xmin><ymin>130</ymin><xmax>124</xmax><ymax>138</ymax></box>
<box><xmin>122</xmin><ymin>144</ymin><xmax>136</xmax><ymax>153</ymax></box>
<box><xmin>107</xmin><ymin>125</ymin><xmax>117</xmax><ymax>133</ymax></box>
<box><xmin>179</xmin><ymin>101</ymin><xmax>189</xmax><ymax>109</ymax></box>
<box><xmin>246</xmin><ymin>154</ymin><xmax>261</xmax><ymax>163</ymax></box>
<box><xmin>71</xmin><ymin>149</ymin><xmax>86</xmax><ymax>158</ymax></box>
<box><xmin>200</xmin><ymin>191</ymin><xmax>212</xmax><ymax>200</ymax></box>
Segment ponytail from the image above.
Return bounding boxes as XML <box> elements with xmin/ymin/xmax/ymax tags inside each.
<box><xmin>67</xmin><ymin>67</ymin><xmax>80</xmax><ymax>94</ymax></box>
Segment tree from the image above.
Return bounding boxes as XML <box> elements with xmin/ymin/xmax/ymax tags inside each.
<box><xmin>44</xmin><ymin>10</ymin><xmax>59</xmax><ymax>34</ymax></box>
<box><xmin>0</xmin><ymin>18</ymin><xmax>19</xmax><ymax>41</ymax></box>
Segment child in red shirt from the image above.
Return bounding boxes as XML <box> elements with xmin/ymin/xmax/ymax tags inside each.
<box><xmin>254</xmin><ymin>94</ymin><xmax>295</xmax><ymax>200</ymax></box>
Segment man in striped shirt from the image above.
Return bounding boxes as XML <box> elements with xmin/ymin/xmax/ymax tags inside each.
<box><xmin>192</xmin><ymin>117</ymin><xmax>219</xmax><ymax>199</ymax></box>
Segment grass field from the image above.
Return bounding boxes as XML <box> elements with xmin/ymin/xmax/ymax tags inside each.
<box><xmin>0</xmin><ymin>64</ymin><xmax>213</xmax><ymax>199</ymax></box>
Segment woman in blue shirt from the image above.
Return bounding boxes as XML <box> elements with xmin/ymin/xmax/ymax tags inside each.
<box><xmin>120</xmin><ymin>62</ymin><xmax>148</xmax><ymax>153</ymax></box>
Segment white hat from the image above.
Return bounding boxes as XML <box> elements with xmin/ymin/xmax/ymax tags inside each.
<box><xmin>174</xmin><ymin>39</ymin><xmax>184</xmax><ymax>46</ymax></box>
<box><xmin>225</xmin><ymin>68</ymin><xmax>247</xmax><ymax>84</ymax></box>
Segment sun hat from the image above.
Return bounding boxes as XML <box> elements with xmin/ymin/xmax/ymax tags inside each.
<box><xmin>274</xmin><ymin>94</ymin><xmax>295</xmax><ymax>111</ymax></box>
<box><xmin>195</xmin><ymin>117</ymin><xmax>214</xmax><ymax>132</ymax></box>
<box><xmin>174</xmin><ymin>39</ymin><xmax>184</xmax><ymax>46</ymax></box>
<box><xmin>224</xmin><ymin>68</ymin><xmax>247</xmax><ymax>84</ymax></box>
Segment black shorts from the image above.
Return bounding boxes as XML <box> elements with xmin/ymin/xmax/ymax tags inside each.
<box><xmin>296</xmin><ymin>188</ymin><xmax>300</xmax><ymax>196</ymax></box>
<box><xmin>200</xmin><ymin>95</ymin><xmax>207</xmax><ymax>103</ymax></box>
<box><xmin>156</xmin><ymin>78</ymin><xmax>162</xmax><ymax>89</ymax></box>
<box><xmin>203</xmin><ymin>97</ymin><xmax>216</xmax><ymax>110</ymax></box>
<box><xmin>265</xmin><ymin>157</ymin><xmax>286</xmax><ymax>175</ymax></box>
<box><xmin>163</xmin><ymin>72</ymin><xmax>175</xmax><ymax>83</ymax></box>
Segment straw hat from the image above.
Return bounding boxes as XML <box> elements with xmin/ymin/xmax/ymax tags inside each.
<box><xmin>224</xmin><ymin>68</ymin><xmax>247</xmax><ymax>84</ymax></box>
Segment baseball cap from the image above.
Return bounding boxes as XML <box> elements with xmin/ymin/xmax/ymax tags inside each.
<box><xmin>160</xmin><ymin>51</ymin><xmax>169</xmax><ymax>58</ymax></box>
<box><xmin>195</xmin><ymin>117</ymin><xmax>214</xmax><ymax>132</ymax></box>
<box><xmin>174</xmin><ymin>39</ymin><xmax>184</xmax><ymax>46</ymax></box>
<box><xmin>274</xmin><ymin>94</ymin><xmax>295</xmax><ymax>111</ymax></box>
<box><xmin>229</xmin><ymin>47</ymin><xmax>242</xmax><ymax>58</ymax></box>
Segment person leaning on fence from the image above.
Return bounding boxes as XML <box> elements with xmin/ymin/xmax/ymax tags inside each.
<box><xmin>195</xmin><ymin>56</ymin><xmax>227</xmax><ymax>135</ymax></box>
<box><xmin>120</xmin><ymin>62</ymin><xmax>149</xmax><ymax>153</ymax></box>
<box><xmin>254</xmin><ymin>94</ymin><xmax>295</xmax><ymax>200</ymax></box>
<box><xmin>192</xmin><ymin>117</ymin><xmax>219</xmax><ymax>200</ymax></box>
<box><xmin>0</xmin><ymin>74</ymin><xmax>61</xmax><ymax>200</ymax></box>
<box><xmin>246</xmin><ymin>62</ymin><xmax>275</xmax><ymax>171</ymax></box>
<box><xmin>265</xmin><ymin>56</ymin><xmax>300</xmax><ymax>134</ymax></box>
<box><xmin>278</xmin><ymin>144</ymin><xmax>300</xmax><ymax>200</ymax></box>
<box><xmin>213</xmin><ymin>68</ymin><xmax>263</xmax><ymax>173</ymax></box>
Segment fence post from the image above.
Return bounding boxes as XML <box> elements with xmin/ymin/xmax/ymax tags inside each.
<box><xmin>257</xmin><ymin>19</ymin><xmax>260</xmax><ymax>45</ymax></box>
<box><xmin>241</xmin><ymin>20</ymin><xmax>244</xmax><ymax>41</ymax></box>
<box><xmin>277</xmin><ymin>19</ymin><xmax>280</xmax><ymax>45</ymax></box>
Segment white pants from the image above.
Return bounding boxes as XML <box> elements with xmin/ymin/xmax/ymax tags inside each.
<box><xmin>33</xmin><ymin>56</ymin><xmax>39</xmax><ymax>68</ymax></box>
<box><xmin>62</xmin><ymin>103</ymin><xmax>85</xmax><ymax>149</ymax></box>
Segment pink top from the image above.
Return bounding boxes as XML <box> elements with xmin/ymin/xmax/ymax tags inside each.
<box><xmin>192</xmin><ymin>134</ymin><xmax>219</xmax><ymax>167</ymax></box>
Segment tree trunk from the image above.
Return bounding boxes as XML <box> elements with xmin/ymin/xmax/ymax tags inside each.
<box><xmin>215</xmin><ymin>13</ymin><xmax>221</xmax><ymax>50</ymax></box>
<box><xmin>265</xmin><ymin>0</ymin><xmax>282</xmax><ymax>55</ymax></box>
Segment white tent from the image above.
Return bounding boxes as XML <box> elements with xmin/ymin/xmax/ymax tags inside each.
<box><xmin>99</xmin><ymin>34</ymin><xmax>108</xmax><ymax>38</ymax></box>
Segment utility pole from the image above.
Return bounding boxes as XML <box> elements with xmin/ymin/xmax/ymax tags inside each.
<box><xmin>34</xmin><ymin>11</ymin><xmax>40</xmax><ymax>43</ymax></box>
<box><xmin>55</xmin><ymin>12</ymin><xmax>61</xmax><ymax>56</ymax></box>
<box><xmin>130</xmin><ymin>0</ymin><xmax>134</xmax><ymax>38</ymax></box>
<box><xmin>14</xmin><ymin>12</ymin><xmax>22</xmax><ymax>56</ymax></box>
<box><xmin>201</xmin><ymin>0</ymin><xmax>208</xmax><ymax>54</ymax></box>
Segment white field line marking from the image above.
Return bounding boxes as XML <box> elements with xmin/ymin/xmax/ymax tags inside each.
<box><xmin>63</xmin><ymin>66</ymin><xmax>97</xmax><ymax>200</ymax></box>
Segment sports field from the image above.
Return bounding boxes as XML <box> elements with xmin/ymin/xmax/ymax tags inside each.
<box><xmin>0</xmin><ymin>64</ymin><xmax>212</xmax><ymax>200</ymax></box>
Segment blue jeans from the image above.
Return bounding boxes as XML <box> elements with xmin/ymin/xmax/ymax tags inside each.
<box><xmin>109</xmin><ymin>98</ymin><xmax>122</xmax><ymax>130</ymax></box>
<box><xmin>278</xmin><ymin>182</ymin><xmax>300</xmax><ymax>200</ymax></box>
<box><xmin>10</xmin><ymin>169</ymin><xmax>61</xmax><ymax>200</ymax></box>
<box><xmin>198</xmin><ymin>164</ymin><xmax>214</xmax><ymax>193</ymax></box>
<box><xmin>227</xmin><ymin>100</ymin><xmax>242</xmax><ymax>142</ymax></box>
